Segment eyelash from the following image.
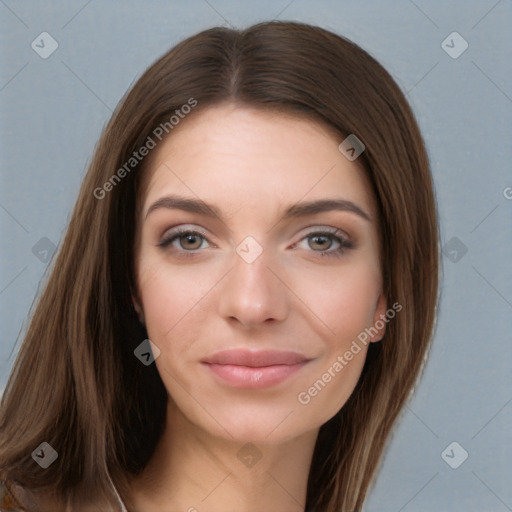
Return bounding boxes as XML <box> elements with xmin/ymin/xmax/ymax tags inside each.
<box><xmin>157</xmin><ymin>227</ymin><xmax>353</xmax><ymax>258</ymax></box>
<box><xmin>157</xmin><ymin>227</ymin><xmax>212</xmax><ymax>253</ymax></box>
<box><xmin>293</xmin><ymin>228</ymin><xmax>353</xmax><ymax>258</ymax></box>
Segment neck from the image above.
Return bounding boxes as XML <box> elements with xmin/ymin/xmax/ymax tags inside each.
<box><xmin>129</xmin><ymin>401</ymin><xmax>319</xmax><ymax>512</ymax></box>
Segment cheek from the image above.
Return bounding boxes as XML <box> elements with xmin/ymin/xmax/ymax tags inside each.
<box><xmin>136</xmin><ymin>257</ymin><xmax>218</xmax><ymax>347</ymax></box>
<box><xmin>291</xmin><ymin>260</ymin><xmax>381</xmax><ymax>343</ymax></box>
<box><xmin>294</xmin><ymin>264</ymin><xmax>378</xmax><ymax>421</ymax></box>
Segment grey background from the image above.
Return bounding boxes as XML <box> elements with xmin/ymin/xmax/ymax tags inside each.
<box><xmin>1</xmin><ymin>1</ymin><xmax>511</xmax><ymax>510</ymax></box>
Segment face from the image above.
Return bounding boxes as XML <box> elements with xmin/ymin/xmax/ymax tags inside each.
<box><xmin>133</xmin><ymin>104</ymin><xmax>387</xmax><ymax>444</ymax></box>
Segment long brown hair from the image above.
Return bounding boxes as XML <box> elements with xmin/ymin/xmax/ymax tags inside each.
<box><xmin>0</xmin><ymin>21</ymin><xmax>439</xmax><ymax>511</ymax></box>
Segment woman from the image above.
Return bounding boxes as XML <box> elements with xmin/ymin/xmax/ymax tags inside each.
<box><xmin>0</xmin><ymin>21</ymin><xmax>439</xmax><ymax>511</ymax></box>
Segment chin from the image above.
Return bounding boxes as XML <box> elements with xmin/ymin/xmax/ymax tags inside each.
<box><xmin>198</xmin><ymin>398</ymin><xmax>330</xmax><ymax>446</ymax></box>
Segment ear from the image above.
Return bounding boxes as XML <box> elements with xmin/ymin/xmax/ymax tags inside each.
<box><xmin>131</xmin><ymin>289</ymin><xmax>145</xmax><ymax>324</ymax></box>
<box><xmin>370</xmin><ymin>293</ymin><xmax>387</xmax><ymax>342</ymax></box>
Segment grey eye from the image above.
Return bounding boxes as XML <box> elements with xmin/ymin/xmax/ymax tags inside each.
<box><xmin>178</xmin><ymin>233</ymin><xmax>204</xmax><ymax>250</ymax></box>
<box><xmin>308</xmin><ymin>234</ymin><xmax>335</xmax><ymax>251</ymax></box>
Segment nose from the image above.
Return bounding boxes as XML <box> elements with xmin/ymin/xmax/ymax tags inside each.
<box><xmin>217</xmin><ymin>250</ymin><xmax>289</xmax><ymax>328</ymax></box>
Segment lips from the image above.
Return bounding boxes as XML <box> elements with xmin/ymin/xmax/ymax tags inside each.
<box><xmin>203</xmin><ymin>349</ymin><xmax>309</xmax><ymax>367</ymax></box>
<box><xmin>202</xmin><ymin>349</ymin><xmax>311</xmax><ymax>389</ymax></box>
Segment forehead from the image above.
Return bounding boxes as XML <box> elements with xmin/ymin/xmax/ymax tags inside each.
<box><xmin>139</xmin><ymin>104</ymin><xmax>376</xmax><ymax>219</ymax></box>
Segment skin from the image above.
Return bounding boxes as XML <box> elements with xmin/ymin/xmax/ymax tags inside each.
<box><xmin>130</xmin><ymin>104</ymin><xmax>387</xmax><ymax>512</ymax></box>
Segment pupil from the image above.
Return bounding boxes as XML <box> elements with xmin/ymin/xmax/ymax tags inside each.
<box><xmin>310</xmin><ymin>235</ymin><xmax>331</xmax><ymax>250</ymax></box>
<box><xmin>182</xmin><ymin>234</ymin><xmax>201</xmax><ymax>249</ymax></box>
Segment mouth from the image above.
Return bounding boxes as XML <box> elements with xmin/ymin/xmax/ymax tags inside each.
<box><xmin>202</xmin><ymin>349</ymin><xmax>311</xmax><ymax>389</ymax></box>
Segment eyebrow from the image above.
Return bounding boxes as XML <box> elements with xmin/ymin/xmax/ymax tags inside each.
<box><xmin>145</xmin><ymin>195</ymin><xmax>221</xmax><ymax>220</ymax></box>
<box><xmin>284</xmin><ymin>199</ymin><xmax>371</xmax><ymax>222</ymax></box>
<box><xmin>145</xmin><ymin>195</ymin><xmax>371</xmax><ymax>222</ymax></box>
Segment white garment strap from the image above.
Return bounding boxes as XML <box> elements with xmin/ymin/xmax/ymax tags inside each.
<box><xmin>106</xmin><ymin>472</ymin><xmax>129</xmax><ymax>512</ymax></box>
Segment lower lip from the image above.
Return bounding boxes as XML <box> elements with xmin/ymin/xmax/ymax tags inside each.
<box><xmin>204</xmin><ymin>362</ymin><xmax>308</xmax><ymax>389</ymax></box>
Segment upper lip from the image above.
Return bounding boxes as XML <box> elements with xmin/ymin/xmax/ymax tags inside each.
<box><xmin>202</xmin><ymin>349</ymin><xmax>310</xmax><ymax>367</ymax></box>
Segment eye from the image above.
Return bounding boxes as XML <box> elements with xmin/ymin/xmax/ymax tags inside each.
<box><xmin>158</xmin><ymin>228</ymin><xmax>211</xmax><ymax>251</ymax></box>
<box><xmin>294</xmin><ymin>228</ymin><xmax>353</xmax><ymax>257</ymax></box>
<box><xmin>307</xmin><ymin>234</ymin><xmax>337</xmax><ymax>251</ymax></box>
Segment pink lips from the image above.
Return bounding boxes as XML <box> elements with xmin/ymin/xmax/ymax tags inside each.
<box><xmin>202</xmin><ymin>349</ymin><xmax>310</xmax><ymax>389</ymax></box>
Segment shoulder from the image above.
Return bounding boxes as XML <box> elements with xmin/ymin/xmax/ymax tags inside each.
<box><xmin>0</xmin><ymin>479</ymin><xmax>60</xmax><ymax>512</ymax></box>
<box><xmin>1</xmin><ymin>480</ymin><xmax>127</xmax><ymax>512</ymax></box>
<box><xmin>1</xmin><ymin>479</ymin><xmax>31</xmax><ymax>511</ymax></box>
<box><xmin>1</xmin><ymin>479</ymin><xmax>126</xmax><ymax>512</ymax></box>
